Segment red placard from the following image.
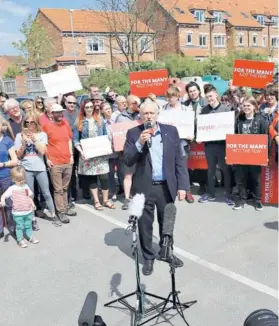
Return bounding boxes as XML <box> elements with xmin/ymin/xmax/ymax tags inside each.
<box><xmin>111</xmin><ymin>120</ymin><xmax>142</xmax><ymax>151</ymax></box>
<box><xmin>232</xmin><ymin>59</ymin><xmax>274</xmax><ymax>88</ymax></box>
<box><xmin>226</xmin><ymin>134</ymin><xmax>269</xmax><ymax>166</ymax></box>
<box><xmin>129</xmin><ymin>69</ymin><xmax>169</xmax><ymax>97</ymax></box>
<box><xmin>187</xmin><ymin>143</ymin><xmax>208</xmax><ymax>170</ymax></box>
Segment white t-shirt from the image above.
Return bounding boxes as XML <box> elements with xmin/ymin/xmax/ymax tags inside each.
<box><xmin>2</xmin><ymin>184</ymin><xmax>33</xmax><ymax>215</ymax></box>
<box><xmin>14</xmin><ymin>132</ymin><xmax>48</xmax><ymax>171</ymax></box>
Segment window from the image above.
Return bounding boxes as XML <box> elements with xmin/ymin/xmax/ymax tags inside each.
<box><xmin>86</xmin><ymin>37</ymin><xmax>104</xmax><ymax>53</ymax></box>
<box><xmin>213</xmin><ymin>11</ymin><xmax>223</xmax><ymax>23</ymax></box>
<box><xmin>252</xmin><ymin>34</ymin><xmax>257</xmax><ymax>46</ymax></box>
<box><xmin>194</xmin><ymin>10</ymin><xmax>205</xmax><ymax>23</ymax></box>
<box><xmin>272</xmin><ymin>37</ymin><xmax>279</xmax><ymax>48</ymax></box>
<box><xmin>257</xmin><ymin>15</ymin><xmax>265</xmax><ymax>26</ymax></box>
<box><xmin>262</xmin><ymin>36</ymin><xmax>267</xmax><ymax>47</ymax></box>
<box><xmin>213</xmin><ymin>35</ymin><xmax>225</xmax><ymax>47</ymax></box>
<box><xmin>199</xmin><ymin>35</ymin><xmax>207</xmax><ymax>46</ymax></box>
<box><xmin>186</xmin><ymin>33</ymin><xmax>192</xmax><ymax>45</ymax></box>
<box><xmin>119</xmin><ymin>37</ymin><xmax>129</xmax><ymax>53</ymax></box>
<box><xmin>271</xmin><ymin>16</ymin><xmax>279</xmax><ymax>26</ymax></box>
<box><xmin>140</xmin><ymin>37</ymin><xmax>152</xmax><ymax>53</ymax></box>
<box><xmin>238</xmin><ymin>34</ymin><xmax>244</xmax><ymax>46</ymax></box>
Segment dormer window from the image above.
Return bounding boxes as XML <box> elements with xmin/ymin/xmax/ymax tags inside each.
<box><xmin>257</xmin><ymin>15</ymin><xmax>265</xmax><ymax>26</ymax></box>
<box><xmin>194</xmin><ymin>10</ymin><xmax>205</xmax><ymax>23</ymax></box>
<box><xmin>271</xmin><ymin>16</ymin><xmax>279</xmax><ymax>26</ymax></box>
<box><xmin>213</xmin><ymin>11</ymin><xmax>223</xmax><ymax>23</ymax></box>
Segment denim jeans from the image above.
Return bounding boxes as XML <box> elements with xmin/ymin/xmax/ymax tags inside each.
<box><xmin>13</xmin><ymin>212</ymin><xmax>33</xmax><ymax>242</ymax></box>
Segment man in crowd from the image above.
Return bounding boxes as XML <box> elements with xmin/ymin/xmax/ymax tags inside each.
<box><xmin>199</xmin><ymin>84</ymin><xmax>233</xmax><ymax>205</ymax></box>
<box><xmin>4</xmin><ymin>99</ymin><xmax>24</xmax><ymax>139</ymax></box>
<box><xmin>63</xmin><ymin>95</ymin><xmax>79</xmax><ymax>205</ymax></box>
<box><xmin>39</xmin><ymin>97</ymin><xmax>57</xmax><ymax>127</ymax></box>
<box><xmin>116</xmin><ymin>95</ymin><xmax>141</xmax><ymax>210</ymax></box>
<box><xmin>89</xmin><ymin>84</ymin><xmax>100</xmax><ymax>99</ymax></box>
<box><xmin>92</xmin><ymin>94</ymin><xmax>104</xmax><ymax>114</ymax></box>
<box><xmin>123</xmin><ymin>100</ymin><xmax>186</xmax><ymax>275</ymax></box>
<box><xmin>42</xmin><ymin>104</ymin><xmax>76</xmax><ymax>223</ymax></box>
<box><xmin>0</xmin><ymin>92</ymin><xmax>9</xmax><ymax>117</ymax></box>
<box><xmin>111</xmin><ymin>96</ymin><xmax>127</xmax><ymax>122</ymax></box>
<box><xmin>184</xmin><ymin>81</ymin><xmax>208</xmax><ymax>195</ymax></box>
<box><xmin>105</xmin><ymin>88</ymin><xmax>118</xmax><ymax>111</ymax></box>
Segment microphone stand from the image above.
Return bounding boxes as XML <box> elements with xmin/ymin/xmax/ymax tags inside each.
<box><xmin>104</xmin><ymin>217</ymin><xmax>170</xmax><ymax>326</ymax></box>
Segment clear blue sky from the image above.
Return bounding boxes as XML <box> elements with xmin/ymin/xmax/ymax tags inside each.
<box><xmin>0</xmin><ymin>0</ymin><xmax>98</xmax><ymax>55</ymax></box>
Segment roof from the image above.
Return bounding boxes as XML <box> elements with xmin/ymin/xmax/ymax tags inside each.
<box><xmin>39</xmin><ymin>8</ymin><xmax>155</xmax><ymax>34</ymax></box>
<box><xmin>55</xmin><ymin>56</ymin><xmax>87</xmax><ymax>62</ymax></box>
<box><xmin>157</xmin><ymin>0</ymin><xmax>278</xmax><ymax>26</ymax></box>
<box><xmin>0</xmin><ymin>56</ymin><xmax>25</xmax><ymax>78</ymax></box>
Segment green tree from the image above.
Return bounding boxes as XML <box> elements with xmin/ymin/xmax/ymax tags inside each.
<box><xmin>4</xmin><ymin>63</ymin><xmax>23</xmax><ymax>78</ymax></box>
<box><xmin>13</xmin><ymin>14</ymin><xmax>54</xmax><ymax>77</ymax></box>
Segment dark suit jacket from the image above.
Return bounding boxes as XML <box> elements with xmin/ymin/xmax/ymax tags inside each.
<box><xmin>123</xmin><ymin>123</ymin><xmax>187</xmax><ymax>202</ymax></box>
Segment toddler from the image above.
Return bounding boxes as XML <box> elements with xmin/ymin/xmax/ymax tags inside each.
<box><xmin>0</xmin><ymin>166</ymin><xmax>39</xmax><ymax>248</ymax></box>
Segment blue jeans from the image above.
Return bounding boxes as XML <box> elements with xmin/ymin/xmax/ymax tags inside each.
<box><xmin>0</xmin><ymin>177</ymin><xmax>15</xmax><ymax>233</ymax></box>
<box><xmin>25</xmin><ymin>170</ymin><xmax>55</xmax><ymax>215</ymax></box>
<box><xmin>13</xmin><ymin>212</ymin><xmax>33</xmax><ymax>242</ymax></box>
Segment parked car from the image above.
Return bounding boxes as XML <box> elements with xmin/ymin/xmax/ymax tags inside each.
<box><xmin>202</xmin><ymin>75</ymin><xmax>229</xmax><ymax>96</ymax></box>
<box><xmin>16</xmin><ymin>95</ymin><xmax>36</xmax><ymax>103</ymax></box>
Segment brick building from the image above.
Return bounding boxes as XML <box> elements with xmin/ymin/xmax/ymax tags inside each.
<box><xmin>137</xmin><ymin>0</ymin><xmax>279</xmax><ymax>60</ymax></box>
<box><xmin>36</xmin><ymin>8</ymin><xmax>156</xmax><ymax>76</ymax></box>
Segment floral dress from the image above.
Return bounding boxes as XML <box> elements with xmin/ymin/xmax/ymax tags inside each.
<box><xmin>78</xmin><ymin>119</ymin><xmax>109</xmax><ymax>176</ymax></box>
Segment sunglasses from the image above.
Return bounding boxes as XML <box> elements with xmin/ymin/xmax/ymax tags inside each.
<box><xmin>25</xmin><ymin>121</ymin><xmax>36</xmax><ymax>125</ymax></box>
<box><xmin>85</xmin><ymin>105</ymin><xmax>94</xmax><ymax>109</ymax></box>
<box><xmin>36</xmin><ymin>101</ymin><xmax>43</xmax><ymax>104</ymax></box>
<box><xmin>67</xmin><ymin>101</ymin><xmax>76</xmax><ymax>105</ymax></box>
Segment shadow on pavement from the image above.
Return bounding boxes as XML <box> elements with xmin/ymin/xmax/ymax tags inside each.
<box><xmin>264</xmin><ymin>221</ymin><xmax>278</xmax><ymax>231</ymax></box>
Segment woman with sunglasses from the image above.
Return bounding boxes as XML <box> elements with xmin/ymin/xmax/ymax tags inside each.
<box><xmin>34</xmin><ymin>97</ymin><xmax>45</xmax><ymax>116</ymax></box>
<box><xmin>0</xmin><ymin>116</ymin><xmax>18</xmax><ymax>239</ymax></box>
<box><xmin>14</xmin><ymin>112</ymin><xmax>61</xmax><ymax>228</ymax></box>
<box><xmin>73</xmin><ymin>99</ymin><xmax>115</xmax><ymax>210</ymax></box>
<box><xmin>21</xmin><ymin>100</ymin><xmax>35</xmax><ymax>114</ymax></box>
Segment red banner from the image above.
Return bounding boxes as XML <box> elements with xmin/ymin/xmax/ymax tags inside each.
<box><xmin>187</xmin><ymin>143</ymin><xmax>208</xmax><ymax>170</ymax></box>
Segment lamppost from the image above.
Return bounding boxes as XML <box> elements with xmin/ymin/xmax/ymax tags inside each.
<box><xmin>69</xmin><ymin>9</ymin><xmax>77</xmax><ymax>67</ymax></box>
<box><xmin>205</xmin><ymin>17</ymin><xmax>216</xmax><ymax>56</ymax></box>
<box><xmin>265</xmin><ymin>21</ymin><xmax>275</xmax><ymax>57</ymax></box>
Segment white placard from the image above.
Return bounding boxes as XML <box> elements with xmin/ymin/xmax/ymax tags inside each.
<box><xmin>196</xmin><ymin>111</ymin><xmax>235</xmax><ymax>142</ymax></box>
<box><xmin>158</xmin><ymin>111</ymin><xmax>195</xmax><ymax>139</ymax></box>
<box><xmin>80</xmin><ymin>135</ymin><xmax>113</xmax><ymax>159</ymax></box>
<box><xmin>41</xmin><ymin>66</ymin><xmax>82</xmax><ymax>97</ymax></box>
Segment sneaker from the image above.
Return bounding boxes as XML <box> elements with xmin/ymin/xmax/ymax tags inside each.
<box><xmin>168</xmin><ymin>255</ymin><xmax>184</xmax><ymax>268</ymax></box>
<box><xmin>185</xmin><ymin>192</ymin><xmax>195</xmax><ymax>204</ymax></box>
<box><xmin>111</xmin><ymin>194</ymin><xmax>117</xmax><ymax>202</ymax></box>
<box><xmin>58</xmin><ymin>213</ymin><xmax>70</xmax><ymax>224</ymax></box>
<box><xmin>65</xmin><ymin>207</ymin><xmax>77</xmax><ymax>216</ymax></box>
<box><xmin>198</xmin><ymin>185</ymin><xmax>206</xmax><ymax>196</ymax></box>
<box><xmin>52</xmin><ymin>215</ymin><xmax>62</xmax><ymax>227</ymax></box>
<box><xmin>29</xmin><ymin>236</ymin><xmax>40</xmax><ymax>244</ymax></box>
<box><xmin>255</xmin><ymin>202</ymin><xmax>264</xmax><ymax>211</ymax></box>
<box><xmin>198</xmin><ymin>194</ymin><xmax>216</xmax><ymax>203</ymax></box>
<box><xmin>226</xmin><ymin>196</ymin><xmax>234</xmax><ymax>206</ymax></box>
<box><xmin>18</xmin><ymin>240</ymin><xmax>28</xmax><ymax>248</ymax></box>
<box><xmin>233</xmin><ymin>202</ymin><xmax>244</xmax><ymax>210</ymax></box>
<box><xmin>68</xmin><ymin>201</ymin><xmax>75</xmax><ymax>209</ymax></box>
<box><xmin>122</xmin><ymin>198</ymin><xmax>130</xmax><ymax>210</ymax></box>
<box><xmin>32</xmin><ymin>220</ymin><xmax>40</xmax><ymax>231</ymax></box>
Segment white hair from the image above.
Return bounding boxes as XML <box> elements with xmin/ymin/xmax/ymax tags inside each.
<box><xmin>3</xmin><ymin>98</ymin><xmax>19</xmax><ymax>112</ymax></box>
<box><xmin>140</xmin><ymin>99</ymin><xmax>159</xmax><ymax>113</ymax></box>
<box><xmin>116</xmin><ymin>95</ymin><xmax>126</xmax><ymax>103</ymax></box>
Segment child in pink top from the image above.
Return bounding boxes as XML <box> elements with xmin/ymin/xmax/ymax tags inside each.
<box><xmin>0</xmin><ymin>167</ymin><xmax>39</xmax><ymax>248</ymax></box>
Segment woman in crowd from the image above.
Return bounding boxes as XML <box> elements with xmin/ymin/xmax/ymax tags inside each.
<box><xmin>21</xmin><ymin>100</ymin><xmax>35</xmax><ymax>113</ymax></box>
<box><xmin>14</xmin><ymin>113</ymin><xmax>61</xmax><ymax>228</ymax></box>
<box><xmin>260</xmin><ymin>85</ymin><xmax>278</xmax><ymax>124</ymax></box>
<box><xmin>34</xmin><ymin>96</ymin><xmax>45</xmax><ymax>115</ymax></box>
<box><xmin>269</xmin><ymin>109</ymin><xmax>278</xmax><ymax>163</ymax></box>
<box><xmin>233</xmin><ymin>97</ymin><xmax>268</xmax><ymax>211</ymax></box>
<box><xmin>0</xmin><ymin>116</ymin><xmax>18</xmax><ymax>238</ymax></box>
<box><xmin>73</xmin><ymin>99</ymin><xmax>115</xmax><ymax>210</ymax></box>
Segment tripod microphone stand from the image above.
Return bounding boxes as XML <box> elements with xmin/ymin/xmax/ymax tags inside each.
<box><xmin>104</xmin><ymin>217</ymin><xmax>169</xmax><ymax>326</ymax></box>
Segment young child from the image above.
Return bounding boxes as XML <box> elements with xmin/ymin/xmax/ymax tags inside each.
<box><xmin>0</xmin><ymin>166</ymin><xmax>39</xmax><ymax>248</ymax></box>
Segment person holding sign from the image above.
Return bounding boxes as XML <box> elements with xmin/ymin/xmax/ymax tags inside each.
<box><xmin>73</xmin><ymin>99</ymin><xmax>115</xmax><ymax>211</ymax></box>
<box><xmin>198</xmin><ymin>84</ymin><xmax>233</xmax><ymax>205</ymax></box>
<box><xmin>233</xmin><ymin>97</ymin><xmax>268</xmax><ymax>211</ymax></box>
<box><xmin>269</xmin><ymin>110</ymin><xmax>278</xmax><ymax>163</ymax></box>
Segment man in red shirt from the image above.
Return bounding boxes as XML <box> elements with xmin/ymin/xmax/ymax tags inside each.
<box><xmin>42</xmin><ymin>104</ymin><xmax>76</xmax><ymax>223</ymax></box>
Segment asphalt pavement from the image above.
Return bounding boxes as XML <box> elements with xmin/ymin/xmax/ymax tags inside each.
<box><xmin>0</xmin><ymin>191</ymin><xmax>278</xmax><ymax>326</ymax></box>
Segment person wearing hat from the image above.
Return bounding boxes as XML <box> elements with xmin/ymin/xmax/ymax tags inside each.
<box><xmin>92</xmin><ymin>94</ymin><xmax>104</xmax><ymax>115</ymax></box>
<box><xmin>41</xmin><ymin>104</ymin><xmax>76</xmax><ymax>223</ymax></box>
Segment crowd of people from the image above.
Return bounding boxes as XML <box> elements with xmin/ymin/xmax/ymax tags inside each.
<box><xmin>0</xmin><ymin>78</ymin><xmax>278</xmax><ymax>248</ymax></box>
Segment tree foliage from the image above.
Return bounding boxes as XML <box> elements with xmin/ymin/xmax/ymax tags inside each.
<box><xmin>4</xmin><ymin>64</ymin><xmax>23</xmax><ymax>78</ymax></box>
<box><xmin>13</xmin><ymin>14</ymin><xmax>54</xmax><ymax>76</ymax></box>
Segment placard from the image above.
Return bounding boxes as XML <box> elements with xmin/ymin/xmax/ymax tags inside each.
<box><xmin>111</xmin><ymin>120</ymin><xmax>142</xmax><ymax>151</ymax></box>
<box><xmin>196</xmin><ymin>111</ymin><xmax>235</xmax><ymax>142</ymax></box>
<box><xmin>232</xmin><ymin>59</ymin><xmax>274</xmax><ymax>88</ymax></box>
<box><xmin>80</xmin><ymin>135</ymin><xmax>112</xmax><ymax>159</ymax></box>
<box><xmin>226</xmin><ymin>134</ymin><xmax>268</xmax><ymax>166</ymax></box>
<box><xmin>129</xmin><ymin>69</ymin><xmax>168</xmax><ymax>97</ymax></box>
<box><xmin>41</xmin><ymin>66</ymin><xmax>83</xmax><ymax>97</ymax></box>
<box><xmin>187</xmin><ymin>143</ymin><xmax>208</xmax><ymax>169</ymax></box>
<box><xmin>158</xmin><ymin>111</ymin><xmax>195</xmax><ymax>139</ymax></box>
<box><xmin>261</xmin><ymin>164</ymin><xmax>278</xmax><ymax>204</ymax></box>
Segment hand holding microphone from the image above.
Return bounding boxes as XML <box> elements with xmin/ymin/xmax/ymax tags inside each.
<box><xmin>139</xmin><ymin>122</ymin><xmax>154</xmax><ymax>147</ymax></box>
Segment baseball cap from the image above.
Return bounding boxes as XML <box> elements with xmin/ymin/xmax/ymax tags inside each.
<box><xmin>92</xmin><ymin>94</ymin><xmax>104</xmax><ymax>101</ymax></box>
<box><xmin>51</xmin><ymin>104</ymin><xmax>65</xmax><ymax>112</ymax></box>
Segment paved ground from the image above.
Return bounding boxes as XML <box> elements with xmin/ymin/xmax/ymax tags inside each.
<box><xmin>1</xmin><ymin>191</ymin><xmax>278</xmax><ymax>326</ymax></box>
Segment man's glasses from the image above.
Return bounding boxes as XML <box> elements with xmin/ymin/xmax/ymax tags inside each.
<box><xmin>9</xmin><ymin>106</ymin><xmax>19</xmax><ymax>112</ymax></box>
<box><xmin>25</xmin><ymin>121</ymin><xmax>36</xmax><ymax>126</ymax></box>
<box><xmin>67</xmin><ymin>101</ymin><xmax>76</xmax><ymax>105</ymax></box>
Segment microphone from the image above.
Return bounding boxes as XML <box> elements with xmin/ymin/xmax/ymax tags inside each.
<box><xmin>160</xmin><ymin>203</ymin><xmax>177</xmax><ymax>262</ymax></box>
<box><xmin>145</xmin><ymin>121</ymin><xmax>153</xmax><ymax>148</ymax></box>
<box><xmin>128</xmin><ymin>194</ymin><xmax>145</xmax><ymax>241</ymax></box>
<box><xmin>78</xmin><ymin>292</ymin><xmax>98</xmax><ymax>326</ymax></box>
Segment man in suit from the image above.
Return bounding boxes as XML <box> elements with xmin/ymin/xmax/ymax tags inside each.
<box><xmin>123</xmin><ymin>100</ymin><xmax>187</xmax><ymax>276</ymax></box>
